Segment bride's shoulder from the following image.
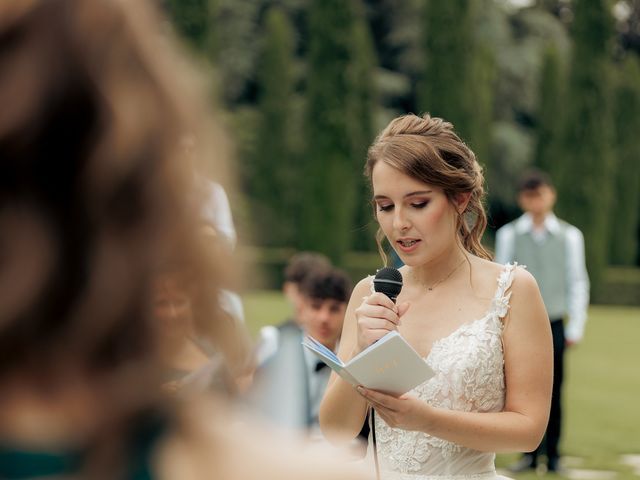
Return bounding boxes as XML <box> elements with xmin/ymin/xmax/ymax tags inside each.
<box><xmin>472</xmin><ymin>257</ymin><xmax>537</xmax><ymax>291</ymax></box>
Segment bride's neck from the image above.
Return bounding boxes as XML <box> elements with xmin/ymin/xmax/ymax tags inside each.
<box><xmin>408</xmin><ymin>249</ymin><xmax>469</xmax><ymax>287</ymax></box>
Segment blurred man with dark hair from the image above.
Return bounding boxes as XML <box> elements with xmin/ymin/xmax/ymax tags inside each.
<box><xmin>255</xmin><ymin>252</ymin><xmax>331</xmax><ymax>364</ymax></box>
<box><xmin>496</xmin><ymin>169</ymin><xmax>590</xmax><ymax>474</ymax></box>
<box><xmin>248</xmin><ymin>265</ymin><xmax>352</xmax><ymax>435</ymax></box>
<box><xmin>297</xmin><ymin>268</ymin><xmax>352</xmax><ymax>428</ymax></box>
<box><xmin>282</xmin><ymin>252</ymin><xmax>332</xmax><ymax>325</ymax></box>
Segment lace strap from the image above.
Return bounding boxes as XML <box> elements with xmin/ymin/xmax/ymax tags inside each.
<box><xmin>491</xmin><ymin>262</ymin><xmax>519</xmax><ymax>319</ymax></box>
<box><xmin>367</xmin><ymin>275</ymin><xmax>375</xmax><ymax>294</ymax></box>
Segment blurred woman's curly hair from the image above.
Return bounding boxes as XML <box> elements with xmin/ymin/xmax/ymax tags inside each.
<box><xmin>0</xmin><ymin>0</ymin><xmax>246</xmax><ymax>405</ymax></box>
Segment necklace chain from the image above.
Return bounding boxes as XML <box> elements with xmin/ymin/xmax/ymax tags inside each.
<box><xmin>414</xmin><ymin>258</ymin><xmax>466</xmax><ymax>292</ymax></box>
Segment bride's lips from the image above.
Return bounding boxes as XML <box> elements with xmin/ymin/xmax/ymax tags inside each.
<box><xmin>396</xmin><ymin>238</ymin><xmax>421</xmax><ymax>253</ymax></box>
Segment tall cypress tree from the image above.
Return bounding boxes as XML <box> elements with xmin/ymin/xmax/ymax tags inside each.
<box><xmin>556</xmin><ymin>0</ymin><xmax>614</xmax><ymax>288</ymax></box>
<box><xmin>533</xmin><ymin>45</ymin><xmax>564</xmax><ymax>179</ymax></box>
<box><xmin>349</xmin><ymin>4</ymin><xmax>379</xmax><ymax>252</ymax></box>
<box><xmin>163</xmin><ymin>0</ymin><xmax>216</xmax><ymax>56</ymax></box>
<box><xmin>609</xmin><ymin>57</ymin><xmax>640</xmax><ymax>265</ymax></box>
<box><xmin>467</xmin><ymin>42</ymin><xmax>495</xmax><ymax>173</ymax></box>
<box><xmin>300</xmin><ymin>0</ymin><xmax>356</xmax><ymax>263</ymax></box>
<box><xmin>419</xmin><ymin>0</ymin><xmax>475</xmax><ymax>142</ymax></box>
<box><xmin>251</xmin><ymin>7</ymin><xmax>296</xmax><ymax>247</ymax></box>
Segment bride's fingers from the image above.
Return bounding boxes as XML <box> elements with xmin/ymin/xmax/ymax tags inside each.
<box><xmin>357</xmin><ymin>387</ymin><xmax>399</xmax><ymax>412</ymax></box>
<box><xmin>366</xmin><ymin>292</ymin><xmax>398</xmax><ymax>311</ymax></box>
<box><xmin>356</xmin><ymin>304</ymin><xmax>400</xmax><ymax>326</ymax></box>
<box><xmin>357</xmin><ymin>329</ymin><xmax>393</xmax><ymax>349</ymax></box>
<box><xmin>362</xmin><ymin>317</ymin><xmax>398</xmax><ymax>330</ymax></box>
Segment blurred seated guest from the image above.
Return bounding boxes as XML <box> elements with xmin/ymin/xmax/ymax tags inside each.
<box><xmin>282</xmin><ymin>252</ymin><xmax>333</xmax><ymax>326</ymax></box>
<box><xmin>183</xmin><ymin>133</ymin><xmax>246</xmax><ymax>325</ymax></box>
<box><xmin>255</xmin><ymin>251</ymin><xmax>331</xmax><ymax>364</ymax></box>
<box><xmin>0</xmin><ymin>1</ymin><xmax>368</xmax><ymax>479</ymax></box>
<box><xmin>152</xmin><ymin>272</ymin><xmax>215</xmax><ymax>392</ymax></box>
<box><xmin>152</xmin><ymin>269</ymin><xmax>251</xmax><ymax>395</ymax></box>
<box><xmin>247</xmin><ymin>266</ymin><xmax>351</xmax><ymax>434</ymax></box>
<box><xmin>298</xmin><ymin>267</ymin><xmax>352</xmax><ymax>434</ymax></box>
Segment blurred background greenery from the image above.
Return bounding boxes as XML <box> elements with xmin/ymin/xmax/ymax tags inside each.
<box><xmin>159</xmin><ymin>0</ymin><xmax>640</xmax><ymax>303</ymax></box>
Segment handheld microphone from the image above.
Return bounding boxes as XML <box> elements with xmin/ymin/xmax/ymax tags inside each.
<box><xmin>373</xmin><ymin>267</ymin><xmax>403</xmax><ymax>304</ymax></box>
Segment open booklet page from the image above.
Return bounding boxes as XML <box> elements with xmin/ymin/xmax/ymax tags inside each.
<box><xmin>302</xmin><ymin>331</ymin><xmax>434</xmax><ymax>395</ymax></box>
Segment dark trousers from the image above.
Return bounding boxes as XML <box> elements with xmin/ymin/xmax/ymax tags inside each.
<box><xmin>529</xmin><ymin>319</ymin><xmax>565</xmax><ymax>463</ymax></box>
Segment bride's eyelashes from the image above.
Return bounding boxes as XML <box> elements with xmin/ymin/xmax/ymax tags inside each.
<box><xmin>376</xmin><ymin>201</ymin><xmax>430</xmax><ymax>212</ymax></box>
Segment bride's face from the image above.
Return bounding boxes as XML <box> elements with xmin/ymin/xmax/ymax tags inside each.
<box><xmin>371</xmin><ymin>161</ymin><xmax>459</xmax><ymax>266</ymax></box>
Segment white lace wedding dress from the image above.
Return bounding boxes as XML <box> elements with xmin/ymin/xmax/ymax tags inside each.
<box><xmin>368</xmin><ymin>264</ymin><xmax>517</xmax><ymax>480</ymax></box>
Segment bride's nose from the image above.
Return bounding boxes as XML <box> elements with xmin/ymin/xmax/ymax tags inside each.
<box><xmin>393</xmin><ymin>208</ymin><xmax>411</xmax><ymax>232</ymax></box>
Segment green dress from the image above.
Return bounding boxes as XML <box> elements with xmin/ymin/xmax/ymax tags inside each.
<box><xmin>0</xmin><ymin>412</ymin><xmax>166</xmax><ymax>479</ymax></box>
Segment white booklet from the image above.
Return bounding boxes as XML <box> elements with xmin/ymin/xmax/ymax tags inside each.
<box><xmin>302</xmin><ymin>331</ymin><xmax>435</xmax><ymax>395</ymax></box>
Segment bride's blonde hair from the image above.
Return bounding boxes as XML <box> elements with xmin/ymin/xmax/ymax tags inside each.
<box><xmin>365</xmin><ymin>113</ymin><xmax>491</xmax><ymax>263</ymax></box>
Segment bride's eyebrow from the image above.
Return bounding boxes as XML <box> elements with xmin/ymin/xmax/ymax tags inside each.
<box><xmin>405</xmin><ymin>190</ymin><xmax>432</xmax><ymax>198</ymax></box>
<box><xmin>373</xmin><ymin>190</ymin><xmax>433</xmax><ymax>201</ymax></box>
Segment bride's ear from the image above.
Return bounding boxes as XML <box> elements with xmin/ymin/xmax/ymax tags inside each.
<box><xmin>453</xmin><ymin>192</ymin><xmax>472</xmax><ymax>214</ymax></box>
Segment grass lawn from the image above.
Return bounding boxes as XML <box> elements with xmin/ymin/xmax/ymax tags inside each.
<box><xmin>242</xmin><ymin>292</ymin><xmax>640</xmax><ymax>479</ymax></box>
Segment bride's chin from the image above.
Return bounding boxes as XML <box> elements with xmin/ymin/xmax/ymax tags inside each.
<box><xmin>393</xmin><ymin>254</ymin><xmax>418</xmax><ymax>267</ymax></box>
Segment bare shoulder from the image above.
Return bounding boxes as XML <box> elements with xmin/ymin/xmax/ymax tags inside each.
<box><xmin>474</xmin><ymin>257</ymin><xmax>538</xmax><ymax>289</ymax></box>
<box><xmin>509</xmin><ymin>266</ymin><xmax>541</xmax><ymax>300</ymax></box>
<box><xmin>467</xmin><ymin>256</ymin><xmax>510</xmax><ymax>294</ymax></box>
<box><xmin>466</xmin><ymin>257</ymin><xmax>540</xmax><ymax>304</ymax></box>
<box><xmin>350</xmin><ymin>275</ymin><xmax>374</xmax><ymax>301</ymax></box>
<box><xmin>503</xmin><ymin>266</ymin><xmax>547</xmax><ymax>330</ymax></box>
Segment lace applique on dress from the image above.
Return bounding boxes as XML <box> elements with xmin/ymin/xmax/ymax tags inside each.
<box><xmin>373</xmin><ymin>263</ymin><xmax>519</xmax><ymax>478</ymax></box>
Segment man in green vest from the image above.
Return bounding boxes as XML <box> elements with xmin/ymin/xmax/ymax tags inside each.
<box><xmin>495</xmin><ymin>169</ymin><xmax>590</xmax><ymax>474</ymax></box>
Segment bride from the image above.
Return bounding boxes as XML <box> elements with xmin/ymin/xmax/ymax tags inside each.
<box><xmin>319</xmin><ymin>114</ymin><xmax>552</xmax><ymax>480</ymax></box>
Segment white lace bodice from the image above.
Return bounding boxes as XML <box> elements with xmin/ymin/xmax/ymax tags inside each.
<box><xmin>370</xmin><ymin>264</ymin><xmax>518</xmax><ymax>480</ymax></box>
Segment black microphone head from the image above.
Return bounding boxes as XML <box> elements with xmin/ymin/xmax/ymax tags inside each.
<box><xmin>373</xmin><ymin>267</ymin><xmax>403</xmax><ymax>303</ymax></box>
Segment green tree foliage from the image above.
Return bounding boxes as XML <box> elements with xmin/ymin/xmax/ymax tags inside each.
<box><xmin>419</xmin><ymin>0</ymin><xmax>475</xmax><ymax>142</ymax></box>
<box><xmin>213</xmin><ymin>0</ymin><xmax>261</xmax><ymax>105</ymax></box>
<box><xmin>300</xmin><ymin>0</ymin><xmax>357</xmax><ymax>263</ymax></box>
<box><xmin>609</xmin><ymin>57</ymin><xmax>640</xmax><ymax>265</ymax></box>
<box><xmin>468</xmin><ymin>42</ymin><xmax>496</xmax><ymax>174</ymax></box>
<box><xmin>533</xmin><ymin>45</ymin><xmax>564</xmax><ymax>179</ymax></box>
<box><xmin>349</xmin><ymin>5</ymin><xmax>379</xmax><ymax>252</ymax></box>
<box><xmin>419</xmin><ymin>0</ymin><xmax>495</xmax><ymax>167</ymax></box>
<box><xmin>162</xmin><ymin>0</ymin><xmax>216</xmax><ymax>55</ymax></box>
<box><xmin>249</xmin><ymin>7</ymin><xmax>297</xmax><ymax>247</ymax></box>
<box><xmin>556</xmin><ymin>0</ymin><xmax>614</xmax><ymax>288</ymax></box>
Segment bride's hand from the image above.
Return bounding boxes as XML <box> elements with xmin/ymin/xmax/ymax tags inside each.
<box><xmin>356</xmin><ymin>386</ymin><xmax>432</xmax><ymax>432</ymax></box>
<box><xmin>354</xmin><ymin>293</ymin><xmax>409</xmax><ymax>353</ymax></box>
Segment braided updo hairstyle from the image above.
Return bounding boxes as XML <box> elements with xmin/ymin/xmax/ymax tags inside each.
<box><xmin>365</xmin><ymin>113</ymin><xmax>491</xmax><ymax>262</ymax></box>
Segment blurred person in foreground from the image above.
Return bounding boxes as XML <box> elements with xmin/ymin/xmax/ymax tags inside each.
<box><xmin>495</xmin><ymin>170</ymin><xmax>590</xmax><ymax>474</ymax></box>
<box><xmin>320</xmin><ymin>114</ymin><xmax>553</xmax><ymax>480</ymax></box>
<box><xmin>0</xmin><ymin>2</ymin><xmax>368</xmax><ymax>479</ymax></box>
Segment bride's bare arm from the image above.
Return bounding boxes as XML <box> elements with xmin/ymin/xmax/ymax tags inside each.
<box><xmin>319</xmin><ymin>277</ymin><xmax>406</xmax><ymax>444</ymax></box>
<box><xmin>358</xmin><ymin>267</ymin><xmax>553</xmax><ymax>453</ymax></box>
<box><xmin>318</xmin><ymin>279</ymin><xmax>370</xmax><ymax>443</ymax></box>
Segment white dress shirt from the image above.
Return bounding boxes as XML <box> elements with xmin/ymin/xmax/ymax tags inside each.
<box><xmin>303</xmin><ymin>345</ymin><xmax>332</xmax><ymax>428</ymax></box>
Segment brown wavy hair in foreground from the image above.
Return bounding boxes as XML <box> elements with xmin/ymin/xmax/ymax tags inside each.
<box><xmin>0</xmin><ymin>0</ymin><xmax>248</xmax><ymax>474</ymax></box>
<box><xmin>365</xmin><ymin>113</ymin><xmax>491</xmax><ymax>263</ymax></box>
